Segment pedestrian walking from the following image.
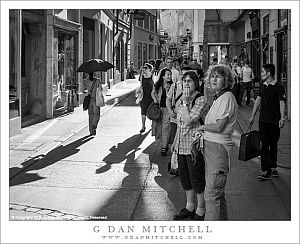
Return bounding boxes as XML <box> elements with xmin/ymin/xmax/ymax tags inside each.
<box><xmin>165</xmin><ymin>56</ymin><xmax>180</xmax><ymax>84</ymax></box>
<box><xmin>249</xmin><ymin>64</ymin><xmax>287</xmax><ymax>180</ymax></box>
<box><xmin>172</xmin><ymin>71</ymin><xmax>207</xmax><ymax>221</ymax></box>
<box><xmin>151</xmin><ymin>68</ymin><xmax>172</xmax><ymax>156</ymax></box>
<box><xmin>148</xmin><ymin>59</ymin><xmax>156</xmax><ymax>76</ymax></box>
<box><xmin>198</xmin><ymin>64</ymin><xmax>237</xmax><ymax>220</ymax></box>
<box><xmin>155</xmin><ymin>59</ymin><xmax>162</xmax><ymax>75</ymax></box>
<box><xmin>138</xmin><ymin>63</ymin><xmax>155</xmax><ymax>133</ymax></box>
<box><xmin>231</xmin><ymin>61</ymin><xmax>241</xmax><ymax>102</ymax></box>
<box><xmin>238</xmin><ymin>59</ymin><xmax>254</xmax><ymax>106</ymax></box>
<box><xmin>158</xmin><ymin>57</ymin><xmax>166</xmax><ymax>72</ymax></box>
<box><xmin>82</xmin><ymin>72</ymin><xmax>102</xmax><ymax>136</ymax></box>
<box><xmin>189</xmin><ymin>59</ymin><xmax>202</xmax><ymax>70</ymax></box>
<box><xmin>194</xmin><ymin>68</ymin><xmax>205</xmax><ymax>96</ymax></box>
<box><xmin>127</xmin><ymin>62</ymin><xmax>136</xmax><ymax>79</ymax></box>
<box><xmin>166</xmin><ymin>66</ymin><xmax>193</xmax><ymax>175</ymax></box>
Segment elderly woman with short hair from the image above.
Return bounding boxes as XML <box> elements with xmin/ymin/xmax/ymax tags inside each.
<box><xmin>198</xmin><ymin>64</ymin><xmax>237</xmax><ymax>221</ymax></box>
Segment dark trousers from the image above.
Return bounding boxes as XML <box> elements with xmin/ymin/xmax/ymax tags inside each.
<box><xmin>178</xmin><ymin>154</ymin><xmax>205</xmax><ymax>193</ymax></box>
<box><xmin>259</xmin><ymin>122</ymin><xmax>280</xmax><ymax>172</ymax></box>
<box><xmin>238</xmin><ymin>82</ymin><xmax>252</xmax><ymax>105</ymax></box>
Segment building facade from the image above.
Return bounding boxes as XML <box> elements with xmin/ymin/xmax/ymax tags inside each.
<box><xmin>229</xmin><ymin>9</ymin><xmax>291</xmax><ymax>119</ymax></box>
<box><xmin>9</xmin><ymin>9</ymin><xmax>130</xmax><ymax>137</ymax></box>
<box><xmin>130</xmin><ymin>9</ymin><xmax>159</xmax><ymax>70</ymax></box>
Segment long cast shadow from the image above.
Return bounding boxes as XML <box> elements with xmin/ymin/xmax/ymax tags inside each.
<box><xmin>96</xmin><ymin>130</ymin><xmax>151</xmax><ymax>174</ymax></box>
<box><xmin>9</xmin><ymin>135</ymin><xmax>93</xmax><ymax>186</ymax></box>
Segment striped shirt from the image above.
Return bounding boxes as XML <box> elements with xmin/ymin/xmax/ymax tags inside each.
<box><xmin>173</xmin><ymin>92</ymin><xmax>206</xmax><ymax>155</ymax></box>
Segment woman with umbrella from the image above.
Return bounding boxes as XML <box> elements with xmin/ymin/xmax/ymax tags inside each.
<box><xmin>82</xmin><ymin>72</ymin><xmax>101</xmax><ymax>136</ymax></box>
<box><xmin>78</xmin><ymin>59</ymin><xmax>114</xmax><ymax>136</ymax></box>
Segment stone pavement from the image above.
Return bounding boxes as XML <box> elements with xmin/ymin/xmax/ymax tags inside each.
<box><xmin>9</xmin><ymin>78</ymin><xmax>140</xmax><ymax>179</ymax></box>
<box><xmin>235</xmin><ymin>103</ymin><xmax>291</xmax><ymax>215</ymax></box>
<box><xmin>8</xmin><ymin>85</ymin><xmax>291</xmax><ymax>222</ymax></box>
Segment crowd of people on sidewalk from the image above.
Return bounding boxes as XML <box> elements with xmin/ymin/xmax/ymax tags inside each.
<box><xmin>131</xmin><ymin>55</ymin><xmax>287</xmax><ymax>221</ymax></box>
<box><xmin>80</xmin><ymin>54</ymin><xmax>287</xmax><ymax>221</ymax></box>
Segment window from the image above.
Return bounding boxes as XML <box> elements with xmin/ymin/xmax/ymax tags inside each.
<box><xmin>278</xmin><ymin>9</ymin><xmax>288</xmax><ymax>27</ymax></box>
<box><xmin>144</xmin><ymin>12</ymin><xmax>149</xmax><ymax>30</ymax></box>
<box><xmin>143</xmin><ymin>43</ymin><xmax>147</xmax><ymax>64</ymax></box>
<box><xmin>137</xmin><ymin>19</ymin><xmax>143</xmax><ymax>28</ymax></box>
<box><xmin>263</xmin><ymin>15</ymin><xmax>269</xmax><ymax>34</ymax></box>
<box><xmin>150</xmin><ymin>14</ymin><xmax>154</xmax><ymax>32</ymax></box>
<box><xmin>137</xmin><ymin>42</ymin><xmax>142</xmax><ymax>68</ymax></box>
<box><xmin>9</xmin><ymin>10</ymin><xmax>20</xmax><ymax>119</ymax></box>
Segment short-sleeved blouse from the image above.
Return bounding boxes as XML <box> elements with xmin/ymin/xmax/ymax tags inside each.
<box><xmin>204</xmin><ymin>91</ymin><xmax>237</xmax><ymax>145</ymax></box>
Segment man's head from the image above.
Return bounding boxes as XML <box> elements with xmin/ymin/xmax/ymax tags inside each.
<box><xmin>165</xmin><ymin>56</ymin><xmax>173</xmax><ymax>69</ymax></box>
<box><xmin>181</xmin><ymin>66</ymin><xmax>193</xmax><ymax>75</ymax></box>
<box><xmin>261</xmin><ymin>64</ymin><xmax>275</xmax><ymax>80</ymax></box>
<box><xmin>142</xmin><ymin>63</ymin><xmax>153</xmax><ymax>75</ymax></box>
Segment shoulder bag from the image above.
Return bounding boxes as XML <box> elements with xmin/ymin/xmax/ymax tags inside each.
<box><xmin>96</xmin><ymin>82</ymin><xmax>105</xmax><ymax>107</ymax></box>
<box><xmin>146</xmin><ymin>102</ymin><xmax>162</xmax><ymax>120</ymax></box>
<box><xmin>238</xmin><ymin>124</ymin><xmax>261</xmax><ymax>161</ymax></box>
<box><xmin>83</xmin><ymin>79</ymin><xmax>96</xmax><ymax>111</ymax></box>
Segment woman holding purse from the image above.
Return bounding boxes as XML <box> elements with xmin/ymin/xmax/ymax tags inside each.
<box><xmin>151</xmin><ymin>68</ymin><xmax>172</xmax><ymax>156</ymax></box>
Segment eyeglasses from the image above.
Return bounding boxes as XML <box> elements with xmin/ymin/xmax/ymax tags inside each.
<box><xmin>183</xmin><ymin>79</ymin><xmax>194</xmax><ymax>84</ymax></box>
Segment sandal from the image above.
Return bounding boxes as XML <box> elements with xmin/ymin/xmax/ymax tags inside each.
<box><xmin>161</xmin><ymin>148</ymin><xmax>167</xmax><ymax>156</ymax></box>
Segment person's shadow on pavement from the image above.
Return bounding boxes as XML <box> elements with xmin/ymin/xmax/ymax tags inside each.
<box><xmin>153</xmin><ymin>151</ymin><xmax>186</xmax><ymax>216</ymax></box>
<box><xmin>96</xmin><ymin>130</ymin><xmax>151</xmax><ymax>174</ymax></box>
<box><xmin>9</xmin><ymin>135</ymin><xmax>93</xmax><ymax>186</ymax></box>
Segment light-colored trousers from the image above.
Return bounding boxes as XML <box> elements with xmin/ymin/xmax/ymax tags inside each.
<box><xmin>88</xmin><ymin>98</ymin><xmax>100</xmax><ymax>133</ymax></box>
<box><xmin>204</xmin><ymin>140</ymin><xmax>231</xmax><ymax>220</ymax></box>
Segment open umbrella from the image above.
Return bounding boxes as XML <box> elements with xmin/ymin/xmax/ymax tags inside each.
<box><xmin>77</xmin><ymin>59</ymin><xmax>114</xmax><ymax>73</ymax></box>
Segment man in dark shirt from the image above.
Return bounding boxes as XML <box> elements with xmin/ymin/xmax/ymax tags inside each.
<box><xmin>249</xmin><ymin>64</ymin><xmax>287</xmax><ymax>180</ymax></box>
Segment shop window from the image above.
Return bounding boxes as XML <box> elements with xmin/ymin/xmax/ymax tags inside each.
<box><xmin>9</xmin><ymin>10</ymin><xmax>20</xmax><ymax>119</ymax></box>
<box><xmin>53</xmin><ymin>29</ymin><xmax>78</xmax><ymax>111</ymax></box>
<box><xmin>208</xmin><ymin>45</ymin><xmax>228</xmax><ymax>65</ymax></box>
<box><xmin>21</xmin><ymin>25</ymin><xmax>26</xmax><ymax>77</ymax></box>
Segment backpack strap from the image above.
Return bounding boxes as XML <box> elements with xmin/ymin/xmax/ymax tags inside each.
<box><xmin>172</xmin><ymin>82</ymin><xmax>183</xmax><ymax>105</ymax></box>
<box><xmin>191</xmin><ymin>92</ymin><xmax>202</xmax><ymax>108</ymax></box>
<box><xmin>191</xmin><ymin>92</ymin><xmax>204</xmax><ymax>125</ymax></box>
<box><xmin>175</xmin><ymin>92</ymin><xmax>183</xmax><ymax>104</ymax></box>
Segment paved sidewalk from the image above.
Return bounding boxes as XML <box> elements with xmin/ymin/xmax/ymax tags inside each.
<box><xmin>236</xmin><ymin>104</ymin><xmax>291</xmax><ymax>169</ymax></box>
<box><xmin>9</xmin><ymin>78</ymin><xmax>140</xmax><ymax>178</ymax></box>
<box><xmin>9</xmin><ymin>89</ymin><xmax>291</xmax><ymax>222</ymax></box>
<box><xmin>235</xmin><ymin>104</ymin><xmax>291</xmax><ymax>215</ymax></box>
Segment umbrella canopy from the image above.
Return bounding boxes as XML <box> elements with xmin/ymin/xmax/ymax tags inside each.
<box><xmin>77</xmin><ymin>59</ymin><xmax>114</xmax><ymax>73</ymax></box>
